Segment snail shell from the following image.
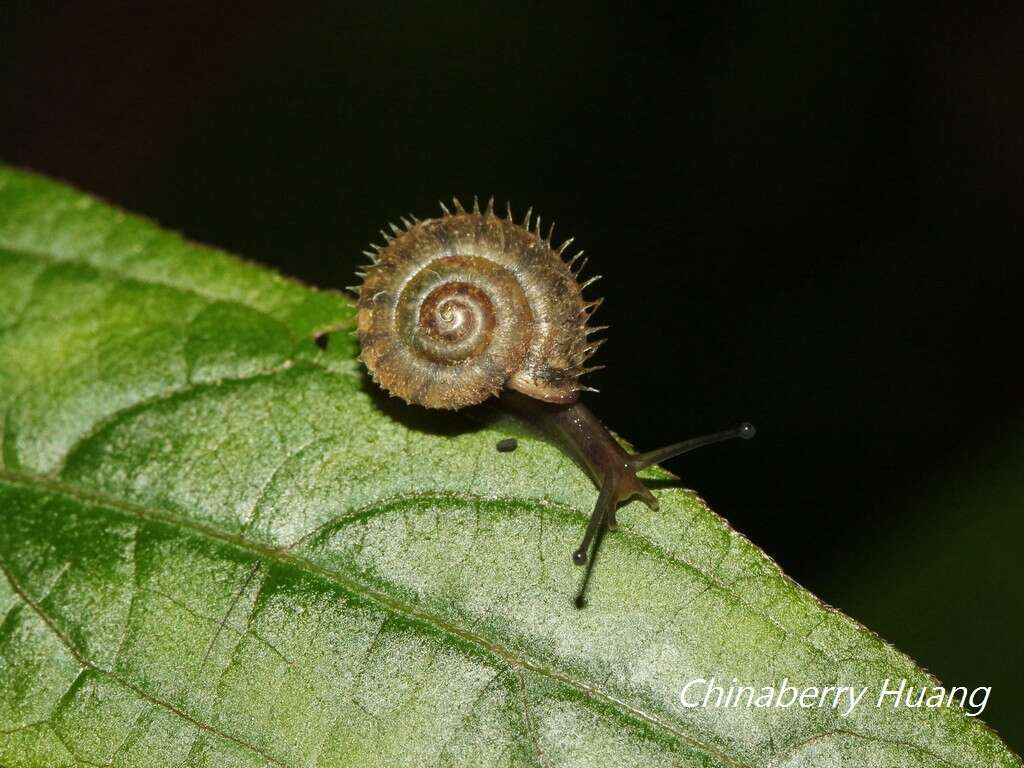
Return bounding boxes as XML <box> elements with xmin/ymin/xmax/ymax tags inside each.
<box><xmin>354</xmin><ymin>197</ymin><xmax>605</xmax><ymax>409</ymax></box>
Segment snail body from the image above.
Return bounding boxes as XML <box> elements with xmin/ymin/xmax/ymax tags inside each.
<box><xmin>354</xmin><ymin>198</ymin><xmax>753</xmax><ymax>606</ymax></box>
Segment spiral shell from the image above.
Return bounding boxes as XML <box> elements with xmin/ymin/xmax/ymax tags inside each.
<box><xmin>354</xmin><ymin>197</ymin><xmax>605</xmax><ymax>409</ymax></box>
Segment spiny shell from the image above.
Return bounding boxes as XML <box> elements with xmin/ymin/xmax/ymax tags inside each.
<box><xmin>355</xmin><ymin>198</ymin><xmax>604</xmax><ymax>409</ymax></box>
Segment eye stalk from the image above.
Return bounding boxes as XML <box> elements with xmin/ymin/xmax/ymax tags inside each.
<box><xmin>630</xmin><ymin>422</ymin><xmax>756</xmax><ymax>471</ymax></box>
<box><xmin>572</xmin><ymin>422</ymin><xmax>756</xmax><ymax>571</ymax></box>
<box><xmin>499</xmin><ymin>392</ymin><xmax>756</xmax><ymax>608</ymax></box>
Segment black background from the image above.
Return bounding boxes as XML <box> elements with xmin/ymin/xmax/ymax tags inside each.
<box><xmin>4</xmin><ymin>1</ymin><xmax>1022</xmax><ymax>751</ymax></box>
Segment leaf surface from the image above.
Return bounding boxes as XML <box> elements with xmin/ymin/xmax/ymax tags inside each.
<box><xmin>0</xmin><ymin>165</ymin><xmax>1017</xmax><ymax>767</ymax></box>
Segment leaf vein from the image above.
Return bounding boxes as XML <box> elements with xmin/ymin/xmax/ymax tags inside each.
<box><xmin>0</xmin><ymin>555</ymin><xmax>293</xmax><ymax>768</ymax></box>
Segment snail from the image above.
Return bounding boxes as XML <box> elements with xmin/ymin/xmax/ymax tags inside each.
<box><xmin>352</xmin><ymin>196</ymin><xmax>754</xmax><ymax>606</ymax></box>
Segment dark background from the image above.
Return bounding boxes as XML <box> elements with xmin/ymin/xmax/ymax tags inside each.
<box><xmin>4</xmin><ymin>1</ymin><xmax>1022</xmax><ymax>751</ymax></box>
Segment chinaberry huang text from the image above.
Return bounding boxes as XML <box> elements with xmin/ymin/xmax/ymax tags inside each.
<box><xmin>678</xmin><ymin>677</ymin><xmax>990</xmax><ymax>718</ymax></box>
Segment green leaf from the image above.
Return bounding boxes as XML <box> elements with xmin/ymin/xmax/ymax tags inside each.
<box><xmin>0</xmin><ymin>164</ymin><xmax>1017</xmax><ymax>768</ymax></box>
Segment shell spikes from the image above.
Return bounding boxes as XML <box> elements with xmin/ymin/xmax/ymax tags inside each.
<box><xmin>356</xmin><ymin>200</ymin><xmax>601</xmax><ymax>409</ymax></box>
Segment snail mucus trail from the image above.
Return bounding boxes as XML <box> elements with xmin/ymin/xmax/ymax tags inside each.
<box><xmin>352</xmin><ymin>197</ymin><xmax>755</xmax><ymax>607</ymax></box>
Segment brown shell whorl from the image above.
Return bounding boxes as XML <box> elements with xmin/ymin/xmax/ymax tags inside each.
<box><xmin>354</xmin><ymin>197</ymin><xmax>605</xmax><ymax>410</ymax></box>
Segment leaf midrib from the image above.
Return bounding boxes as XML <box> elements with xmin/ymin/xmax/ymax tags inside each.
<box><xmin>0</xmin><ymin>466</ymin><xmax>750</xmax><ymax>768</ymax></box>
<box><xmin>0</xmin><ymin>468</ymin><xmax>970</xmax><ymax>768</ymax></box>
